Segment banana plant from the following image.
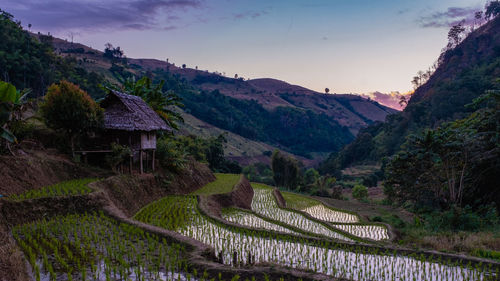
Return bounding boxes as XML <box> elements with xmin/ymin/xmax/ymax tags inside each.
<box><xmin>0</xmin><ymin>81</ymin><xmax>30</xmax><ymax>143</ymax></box>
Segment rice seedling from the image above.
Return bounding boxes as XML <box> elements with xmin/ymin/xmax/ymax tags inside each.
<box><xmin>8</xmin><ymin>178</ymin><xmax>98</xmax><ymax>201</ymax></box>
<box><xmin>135</xmin><ymin>192</ymin><xmax>496</xmax><ymax>281</ymax></box>
<box><xmin>250</xmin><ymin>185</ymin><xmax>353</xmax><ymax>241</ymax></box>
<box><xmin>12</xmin><ymin>212</ymin><xmax>196</xmax><ymax>281</ymax></box>
<box><xmin>221</xmin><ymin>208</ymin><xmax>299</xmax><ymax>235</ymax></box>
<box><xmin>280</xmin><ymin>187</ymin><xmax>389</xmax><ymax>241</ymax></box>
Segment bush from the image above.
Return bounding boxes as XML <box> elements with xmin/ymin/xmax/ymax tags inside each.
<box><xmin>105</xmin><ymin>143</ymin><xmax>131</xmax><ymax>173</ymax></box>
<box><xmin>425</xmin><ymin>204</ymin><xmax>499</xmax><ymax>232</ymax></box>
<box><xmin>40</xmin><ymin>80</ymin><xmax>103</xmax><ymax>154</ymax></box>
<box><xmin>352</xmin><ymin>184</ymin><xmax>368</xmax><ymax>200</ymax></box>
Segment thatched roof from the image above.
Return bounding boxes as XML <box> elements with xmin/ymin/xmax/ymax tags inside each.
<box><xmin>101</xmin><ymin>91</ymin><xmax>170</xmax><ymax>132</ymax></box>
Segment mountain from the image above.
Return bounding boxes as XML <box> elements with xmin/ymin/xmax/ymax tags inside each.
<box><xmin>320</xmin><ymin>16</ymin><xmax>500</xmax><ymax>171</ymax></box>
<box><xmin>33</xmin><ymin>33</ymin><xmax>396</xmax><ymax>161</ymax></box>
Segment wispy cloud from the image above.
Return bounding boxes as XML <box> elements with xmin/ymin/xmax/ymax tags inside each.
<box><xmin>2</xmin><ymin>0</ymin><xmax>204</xmax><ymax>32</ymax></box>
<box><xmin>232</xmin><ymin>8</ymin><xmax>269</xmax><ymax>21</ymax></box>
<box><xmin>417</xmin><ymin>6</ymin><xmax>480</xmax><ymax>28</ymax></box>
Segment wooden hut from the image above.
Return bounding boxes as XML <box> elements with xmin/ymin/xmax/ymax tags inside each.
<box><xmin>98</xmin><ymin>90</ymin><xmax>170</xmax><ymax>173</ymax></box>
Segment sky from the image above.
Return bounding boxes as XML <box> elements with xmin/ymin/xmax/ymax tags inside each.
<box><xmin>2</xmin><ymin>0</ymin><xmax>487</xmax><ymax>98</ymax></box>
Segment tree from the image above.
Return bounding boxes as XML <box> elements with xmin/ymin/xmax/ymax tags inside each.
<box><xmin>271</xmin><ymin>150</ymin><xmax>300</xmax><ymax>190</ymax></box>
<box><xmin>447</xmin><ymin>22</ymin><xmax>466</xmax><ymax>48</ymax></box>
<box><xmin>234</xmin><ymin>74</ymin><xmax>238</xmax><ymax>79</ymax></box>
<box><xmin>103</xmin><ymin>43</ymin><xmax>124</xmax><ymax>61</ymax></box>
<box><xmin>182</xmin><ymin>64</ymin><xmax>186</xmax><ymax>69</ymax></box>
<box><xmin>485</xmin><ymin>0</ymin><xmax>500</xmax><ymax>20</ymax></box>
<box><xmin>325</xmin><ymin>88</ymin><xmax>330</xmax><ymax>94</ymax></box>
<box><xmin>304</xmin><ymin>168</ymin><xmax>319</xmax><ymax>185</ymax></box>
<box><xmin>105</xmin><ymin>76</ymin><xmax>183</xmax><ymax>129</ymax></box>
<box><xmin>352</xmin><ymin>184</ymin><xmax>368</xmax><ymax>201</ymax></box>
<box><xmin>385</xmin><ymin>91</ymin><xmax>500</xmax><ymax>209</ymax></box>
<box><xmin>40</xmin><ymin>80</ymin><xmax>103</xmax><ymax>155</ymax></box>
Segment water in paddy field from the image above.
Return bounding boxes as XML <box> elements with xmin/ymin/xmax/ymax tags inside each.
<box><xmin>250</xmin><ymin>188</ymin><xmax>354</xmax><ymax>241</ymax></box>
<box><xmin>35</xmin><ymin>260</ymin><xmax>198</xmax><ymax>281</ymax></box>
<box><xmin>180</xmin><ymin>212</ymin><xmax>493</xmax><ymax>281</ymax></box>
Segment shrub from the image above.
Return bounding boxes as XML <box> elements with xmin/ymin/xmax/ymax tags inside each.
<box><xmin>352</xmin><ymin>184</ymin><xmax>368</xmax><ymax>200</ymax></box>
<box><xmin>40</xmin><ymin>80</ymin><xmax>103</xmax><ymax>154</ymax></box>
<box><xmin>105</xmin><ymin>143</ymin><xmax>131</xmax><ymax>173</ymax></box>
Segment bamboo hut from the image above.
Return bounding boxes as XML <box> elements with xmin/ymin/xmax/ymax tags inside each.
<box><xmin>88</xmin><ymin>90</ymin><xmax>170</xmax><ymax>173</ymax></box>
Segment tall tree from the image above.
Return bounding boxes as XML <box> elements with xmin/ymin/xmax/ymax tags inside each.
<box><xmin>271</xmin><ymin>150</ymin><xmax>300</xmax><ymax>190</ymax></box>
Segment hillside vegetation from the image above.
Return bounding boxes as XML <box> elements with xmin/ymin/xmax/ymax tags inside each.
<box><xmin>321</xmin><ymin>16</ymin><xmax>500</xmax><ymax>170</ymax></box>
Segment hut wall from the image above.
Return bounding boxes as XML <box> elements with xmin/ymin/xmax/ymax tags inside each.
<box><xmin>140</xmin><ymin>132</ymin><xmax>156</xmax><ymax>150</ymax></box>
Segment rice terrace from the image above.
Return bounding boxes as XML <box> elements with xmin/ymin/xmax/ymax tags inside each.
<box><xmin>1</xmin><ymin>1</ymin><xmax>500</xmax><ymax>281</ymax></box>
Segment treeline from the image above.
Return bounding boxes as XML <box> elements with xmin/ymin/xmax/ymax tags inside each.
<box><xmin>0</xmin><ymin>9</ymin><xmax>107</xmax><ymax>99</ymax></box>
<box><xmin>320</xmin><ymin>13</ymin><xmax>500</xmax><ymax>171</ymax></box>
<box><xmin>179</xmin><ymin>89</ymin><xmax>353</xmax><ymax>157</ymax></box>
<box><xmin>384</xmin><ymin>91</ymin><xmax>500</xmax><ymax>231</ymax></box>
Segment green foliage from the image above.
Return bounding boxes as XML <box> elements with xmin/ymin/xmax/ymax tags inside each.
<box><xmin>8</xmin><ymin>178</ymin><xmax>96</xmax><ymax>201</ymax></box>
<box><xmin>0</xmin><ymin>80</ymin><xmax>27</xmax><ymax>143</ymax></box>
<box><xmin>242</xmin><ymin>163</ymin><xmax>274</xmax><ymax>185</ymax></box>
<box><xmin>385</xmin><ymin>91</ymin><xmax>500</xmax><ymax>210</ymax></box>
<box><xmin>105</xmin><ymin>143</ymin><xmax>131</xmax><ymax>172</ymax></box>
<box><xmin>352</xmin><ymin>184</ymin><xmax>368</xmax><ymax>201</ymax></box>
<box><xmin>156</xmin><ymin>134</ymin><xmax>241</xmax><ymax>174</ymax></box>
<box><xmin>0</xmin><ymin>10</ymin><xmax>107</xmax><ymax>98</ymax></box>
<box><xmin>321</xmin><ymin>16</ymin><xmax>500</xmax><ymax>171</ymax></box>
<box><xmin>191</xmin><ymin>173</ymin><xmax>241</xmax><ymax>195</ymax></box>
<box><xmin>179</xmin><ymin>89</ymin><xmax>353</xmax><ymax>157</ymax></box>
<box><xmin>424</xmin><ymin>204</ymin><xmax>499</xmax><ymax>232</ymax></box>
<box><xmin>156</xmin><ymin>136</ymin><xmax>189</xmax><ymax>173</ymax></box>
<box><xmin>40</xmin><ymin>80</ymin><xmax>103</xmax><ymax>153</ymax></box>
<box><xmin>303</xmin><ymin>168</ymin><xmax>319</xmax><ymax>186</ymax></box>
<box><xmin>271</xmin><ymin>150</ymin><xmax>300</xmax><ymax>190</ymax></box>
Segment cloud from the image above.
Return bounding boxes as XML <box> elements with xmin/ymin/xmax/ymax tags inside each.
<box><xmin>232</xmin><ymin>9</ymin><xmax>268</xmax><ymax>21</ymax></box>
<box><xmin>360</xmin><ymin>91</ymin><xmax>413</xmax><ymax>110</ymax></box>
<box><xmin>2</xmin><ymin>0</ymin><xmax>203</xmax><ymax>32</ymax></box>
<box><xmin>417</xmin><ymin>6</ymin><xmax>479</xmax><ymax>28</ymax></box>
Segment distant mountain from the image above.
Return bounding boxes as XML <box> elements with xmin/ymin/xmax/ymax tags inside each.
<box><xmin>320</xmin><ymin>16</ymin><xmax>500</xmax><ymax>170</ymax></box>
<box><xmin>24</xmin><ymin>27</ymin><xmax>397</xmax><ymax>162</ymax></box>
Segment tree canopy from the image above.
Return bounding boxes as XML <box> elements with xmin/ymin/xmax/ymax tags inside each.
<box><xmin>40</xmin><ymin>80</ymin><xmax>103</xmax><ymax>154</ymax></box>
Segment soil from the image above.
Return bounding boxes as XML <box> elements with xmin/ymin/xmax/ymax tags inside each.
<box><xmin>273</xmin><ymin>188</ymin><xmax>287</xmax><ymax>208</ymax></box>
<box><xmin>0</xmin><ymin>219</ymin><xmax>30</xmax><ymax>281</ymax></box>
<box><xmin>0</xmin><ymin>149</ymin><xmax>105</xmax><ymax>196</ymax></box>
<box><xmin>198</xmin><ymin>176</ymin><xmax>254</xmax><ymax>217</ymax></box>
<box><xmin>94</xmin><ymin>161</ymin><xmax>215</xmax><ymax>217</ymax></box>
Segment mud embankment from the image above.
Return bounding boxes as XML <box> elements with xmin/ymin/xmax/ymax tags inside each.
<box><xmin>198</xmin><ymin>175</ymin><xmax>254</xmax><ymax>217</ymax></box>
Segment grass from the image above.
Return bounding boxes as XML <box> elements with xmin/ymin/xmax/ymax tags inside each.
<box><xmin>281</xmin><ymin>191</ymin><xmax>320</xmax><ymax>210</ymax></box>
<box><xmin>190</xmin><ymin>173</ymin><xmax>240</xmax><ymax>195</ymax></box>
<box><xmin>8</xmin><ymin>178</ymin><xmax>97</xmax><ymax>201</ymax></box>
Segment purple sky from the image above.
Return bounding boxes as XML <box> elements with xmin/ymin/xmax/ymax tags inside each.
<box><xmin>2</xmin><ymin>0</ymin><xmax>487</xmax><ymax>96</ymax></box>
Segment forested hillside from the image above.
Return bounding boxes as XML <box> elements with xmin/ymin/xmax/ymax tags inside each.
<box><xmin>0</xmin><ymin>8</ymin><xmax>396</xmax><ymax>159</ymax></box>
<box><xmin>320</xmin><ymin>15</ymin><xmax>500</xmax><ymax>171</ymax></box>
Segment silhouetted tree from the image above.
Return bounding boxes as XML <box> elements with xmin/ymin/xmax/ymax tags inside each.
<box><xmin>485</xmin><ymin>0</ymin><xmax>500</xmax><ymax>20</ymax></box>
<box><xmin>325</xmin><ymin>88</ymin><xmax>330</xmax><ymax>94</ymax></box>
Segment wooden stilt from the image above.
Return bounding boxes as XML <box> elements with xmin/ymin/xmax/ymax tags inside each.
<box><xmin>152</xmin><ymin>149</ymin><xmax>155</xmax><ymax>171</ymax></box>
<box><xmin>140</xmin><ymin>150</ymin><xmax>143</xmax><ymax>174</ymax></box>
